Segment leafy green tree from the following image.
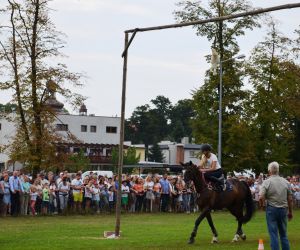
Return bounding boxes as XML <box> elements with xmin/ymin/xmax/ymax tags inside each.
<box><xmin>290</xmin><ymin>26</ymin><xmax>300</xmax><ymax>172</ymax></box>
<box><xmin>174</xmin><ymin>0</ymin><xmax>260</xmax><ymax>170</ymax></box>
<box><xmin>245</xmin><ymin>20</ymin><xmax>300</xmax><ymax>173</ymax></box>
<box><xmin>125</xmin><ymin>96</ymin><xmax>173</xmax><ymax>147</ymax></box>
<box><xmin>0</xmin><ymin>103</ymin><xmax>18</xmax><ymax>113</ymax></box>
<box><xmin>111</xmin><ymin>147</ymin><xmax>140</xmax><ymax>174</ymax></box>
<box><xmin>150</xmin><ymin>96</ymin><xmax>173</xmax><ymax>140</ymax></box>
<box><xmin>126</xmin><ymin>104</ymin><xmax>152</xmax><ymax>145</ymax></box>
<box><xmin>67</xmin><ymin>149</ymin><xmax>90</xmax><ymax>172</ymax></box>
<box><xmin>169</xmin><ymin>99</ymin><xmax>194</xmax><ymax>142</ymax></box>
<box><xmin>125</xmin><ymin>96</ymin><xmax>195</xmax><ymax>147</ymax></box>
<box><xmin>148</xmin><ymin>143</ymin><xmax>165</xmax><ymax>163</ymax></box>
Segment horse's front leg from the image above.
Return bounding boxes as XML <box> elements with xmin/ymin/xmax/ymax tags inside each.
<box><xmin>206</xmin><ymin>212</ymin><xmax>218</xmax><ymax>243</ymax></box>
<box><xmin>188</xmin><ymin>208</ymin><xmax>209</xmax><ymax>244</ymax></box>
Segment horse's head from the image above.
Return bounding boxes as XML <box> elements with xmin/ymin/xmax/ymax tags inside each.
<box><xmin>180</xmin><ymin>161</ymin><xmax>198</xmax><ymax>188</ymax></box>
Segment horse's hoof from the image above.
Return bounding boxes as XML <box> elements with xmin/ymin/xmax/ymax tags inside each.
<box><xmin>240</xmin><ymin>234</ymin><xmax>246</xmax><ymax>241</ymax></box>
<box><xmin>232</xmin><ymin>234</ymin><xmax>240</xmax><ymax>242</ymax></box>
<box><xmin>188</xmin><ymin>239</ymin><xmax>195</xmax><ymax>244</ymax></box>
<box><xmin>211</xmin><ymin>236</ymin><xmax>218</xmax><ymax>243</ymax></box>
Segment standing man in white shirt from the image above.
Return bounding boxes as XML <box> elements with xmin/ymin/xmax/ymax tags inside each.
<box><xmin>259</xmin><ymin>161</ymin><xmax>293</xmax><ymax>250</ymax></box>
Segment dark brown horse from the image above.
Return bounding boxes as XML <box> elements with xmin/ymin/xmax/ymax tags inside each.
<box><xmin>181</xmin><ymin>161</ymin><xmax>254</xmax><ymax>244</ymax></box>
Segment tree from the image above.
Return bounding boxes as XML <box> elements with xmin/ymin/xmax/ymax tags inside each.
<box><xmin>245</xmin><ymin>20</ymin><xmax>300</xmax><ymax>173</ymax></box>
<box><xmin>111</xmin><ymin>147</ymin><xmax>140</xmax><ymax>174</ymax></box>
<box><xmin>174</xmin><ymin>0</ymin><xmax>260</xmax><ymax>170</ymax></box>
<box><xmin>125</xmin><ymin>97</ymin><xmax>194</xmax><ymax>148</ymax></box>
<box><xmin>67</xmin><ymin>149</ymin><xmax>90</xmax><ymax>173</ymax></box>
<box><xmin>150</xmin><ymin>95</ymin><xmax>173</xmax><ymax>140</ymax></box>
<box><xmin>148</xmin><ymin>143</ymin><xmax>165</xmax><ymax>163</ymax></box>
<box><xmin>125</xmin><ymin>96</ymin><xmax>173</xmax><ymax>147</ymax></box>
<box><xmin>0</xmin><ymin>103</ymin><xmax>18</xmax><ymax>113</ymax></box>
<box><xmin>0</xmin><ymin>0</ymin><xmax>84</xmax><ymax>175</ymax></box>
<box><xmin>125</xmin><ymin>104</ymin><xmax>152</xmax><ymax>145</ymax></box>
<box><xmin>169</xmin><ymin>99</ymin><xmax>194</xmax><ymax>142</ymax></box>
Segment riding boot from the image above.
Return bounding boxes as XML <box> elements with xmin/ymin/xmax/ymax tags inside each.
<box><xmin>209</xmin><ymin>177</ymin><xmax>224</xmax><ymax>192</ymax></box>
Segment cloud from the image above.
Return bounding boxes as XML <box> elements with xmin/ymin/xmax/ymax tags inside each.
<box><xmin>50</xmin><ymin>0</ymin><xmax>152</xmax><ymax>17</ymax></box>
<box><xmin>130</xmin><ymin>55</ymin><xmax>206</xmax><ymax>75</ymax></box>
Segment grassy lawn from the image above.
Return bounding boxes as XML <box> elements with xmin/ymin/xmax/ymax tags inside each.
<box><xmin>0</xmin><ymin>210</ymin><xmax>299</xmax><ymax>250</ymax></box>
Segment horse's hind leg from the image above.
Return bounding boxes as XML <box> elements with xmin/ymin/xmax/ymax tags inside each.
<box><xmin>237</xmin><ymin>220</ymin><xmax>246</xmax><ymax>240</ymax></box>
<box><xmin>206</xmin><ymin>212</ymin><xmax>218</xmax><ymax>243</ymax></box>
<box><xmin>188</xmin><ymin>208</ymin><xmax>209</xmax><ymax>244</ymax></box>
<box><xmin>232</xmin><ymin>220</ymin><xmax>246</xmax><ymax>242</ymax></box>
<box><xmin>229</xmin><ymin>206</ymin><xmax>246</xmax><ymax>242</ymax></box>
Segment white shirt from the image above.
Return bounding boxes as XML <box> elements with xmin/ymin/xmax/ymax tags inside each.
<box><xmin>108</xmin><ymin>191</ymin><xmax>114</xmax><ymax>202</ymax></box>
<box><xmin>144</xmin><ymin>181</ymin><xmax>154</xmax><ymax>191</ymax></box>
<box><xmin>58</xmin><ymin>182</ymin><xmax>70</xmax><ymax>195</ymax></box>
<box><xmin>71</xmin><ymin>179</ymin><xmax>83</xmax><ymax>193</ymax></box>
<box><xmin>203</xmin><ymin>153</ymin><xmax>221</xmax><ymax>170</ymax></box>
<box><xmin>121</xmin><ymin>185</ymin><xmax>130</xmax><ymax>198</ymax></box>
<box><xmin>40</xmin><ymin>179</ymin><xmax>49</xmax><ymax>186</ymax></box>
<box><xmin>92</xmin><ymin>187</ymin><xmax>100</xmax><ymax>200</ymax></box>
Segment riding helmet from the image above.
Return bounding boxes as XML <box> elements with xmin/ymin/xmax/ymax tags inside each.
<box><xmin>201</xmin><ymin>144</ymin><xmax>212</xmax><ymax>152</ymax></box>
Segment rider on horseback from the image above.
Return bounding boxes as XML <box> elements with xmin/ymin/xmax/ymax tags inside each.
<box><xmin>199</xmin><ymin>144</ymin><xmax>225</xmax><ymax>192</ymax></box>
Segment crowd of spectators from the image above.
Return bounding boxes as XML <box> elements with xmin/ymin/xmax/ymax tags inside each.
<box><xmin>0</xmin><ymin>170</ymin><xmax>199</xmax><ymax>216</ymax></box>
<box><xmin>241</xmin><ymin>173</ymin><xmax>300</xmax><ymax>209</ymax></box>
<box><xmin>0</xmin><ymin>169</ymin><xmax>299</xmax><ymax>217</ymax></box>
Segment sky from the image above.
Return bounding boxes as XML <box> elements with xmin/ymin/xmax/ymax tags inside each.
<box><xmin>0</xmin><ymin>0</ymin><xmax>299</xmax><ymax>118</ymax></box>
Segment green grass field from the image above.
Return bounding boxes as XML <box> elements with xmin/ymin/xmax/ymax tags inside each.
<box><xmin>0</xmin><ymin>210</ymin><xmax>299</xmax><ymax>250</ymax></box>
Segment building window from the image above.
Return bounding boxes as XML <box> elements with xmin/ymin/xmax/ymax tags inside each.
<box><xmin>56</xmin><ymin>124</ymin><xmax>68</xmax><ymax>131</ymax></box>
<box><xmin>90</xmin><ymin>125</ymin><xmax>97</xmax><ymax>133</ymax></box>
<box><xmin>81</xmin><ymin>125</ymin><xmax>87</xmax><ymax>132</ymax></box>
<box><xmin>106</xmin><ymin>126</ymin><xmax>117</xmax><ymax>133</ymax></box>
<box><xmin>189</xmin><ymin>151</ymin><xmax>195</xmax><ymax>158</ymax></box>
<box><xmin>73</xmin><ymin>147</ymin><xmax>80</xmax><ymax>153</ymax></box>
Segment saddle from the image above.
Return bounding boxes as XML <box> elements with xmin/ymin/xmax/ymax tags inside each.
<box><xmin>208</xmin><ymin>175</ymin><xmax>232</xmax><ymax>192</ymax></box>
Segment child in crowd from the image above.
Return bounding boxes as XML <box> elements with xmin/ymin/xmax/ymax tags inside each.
<box><xmin>121</xmin><ymin>180</ymin><xmax>130</xmax><ymax>211</ymax></box>
<box><xmin>30</xmin><ymin>186</ymin><xmax>38</xmax><ymax>216</ymax></box>
<box><xmin>100</xmin><ymin>183</ymin><xmax>109</xmax><ymax>212</ymax></box>
<box><xmin>92</xmin><ymin>182</ymin><xmax>100</xmax><ymax>213</ymax></box>
<box><xmin>84</xmin><ymin>180</ymin><xmax>93</xmax><ymax>213</ymax></box>
<box><xmin>49</xmin><ymin>180</ymin><xmax>57</xmax><ymax>214</ymax></box>
<box><xmin>42</xmin><ymin>183</ymin><xmax>50</xmax><ymax>215</ymax></box>
<box><xmin>108</xmin><ymin>186</ymin><xmax>115</xmax><ymax>212</ymax></box>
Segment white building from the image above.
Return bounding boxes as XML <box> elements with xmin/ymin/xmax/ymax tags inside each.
<box><xmin>56</xmin><ymin>113</ymin><xmax>120</xmax><ymax>145</ymax></box>
<box><xmin>158</xmin><ymin>137</ymin><xmax>201</xmax><ymax>166</ymax></box>
<box><xmin>0</xmin><ymin>100</ymin><xmax>121</xmax><ymax>170</ymax></box>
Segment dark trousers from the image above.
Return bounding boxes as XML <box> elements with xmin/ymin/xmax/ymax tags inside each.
<box><xmin>135</xmin><ymin>195</ymin><xmax>144</xmax><ymax>212</ymax></box>
<box><xmin>161</xmin><ymin>194</ymin><xmax>170</xmax><ymax>212</ymax></box>
<box><xmin>204</xmin><ymin>169</ymin><xmax>223</xmax><ymax>184</ymax></box>
<box><xmin>11</xmin><ymin>191</ymin><xmax>21</xmax><ymax>216</ymax></box>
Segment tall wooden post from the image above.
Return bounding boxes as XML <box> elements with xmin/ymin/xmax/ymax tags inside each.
<box><xmin>115</xmin><ymin>32</ymin><xmax>129</xmax><ymax>237</ymax></box>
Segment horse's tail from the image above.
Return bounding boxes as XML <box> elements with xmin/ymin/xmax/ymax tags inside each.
<box><xmin>241</xmin><ymin>181</ymin><xmax>255</xmax><ymax>224</ymax></box>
